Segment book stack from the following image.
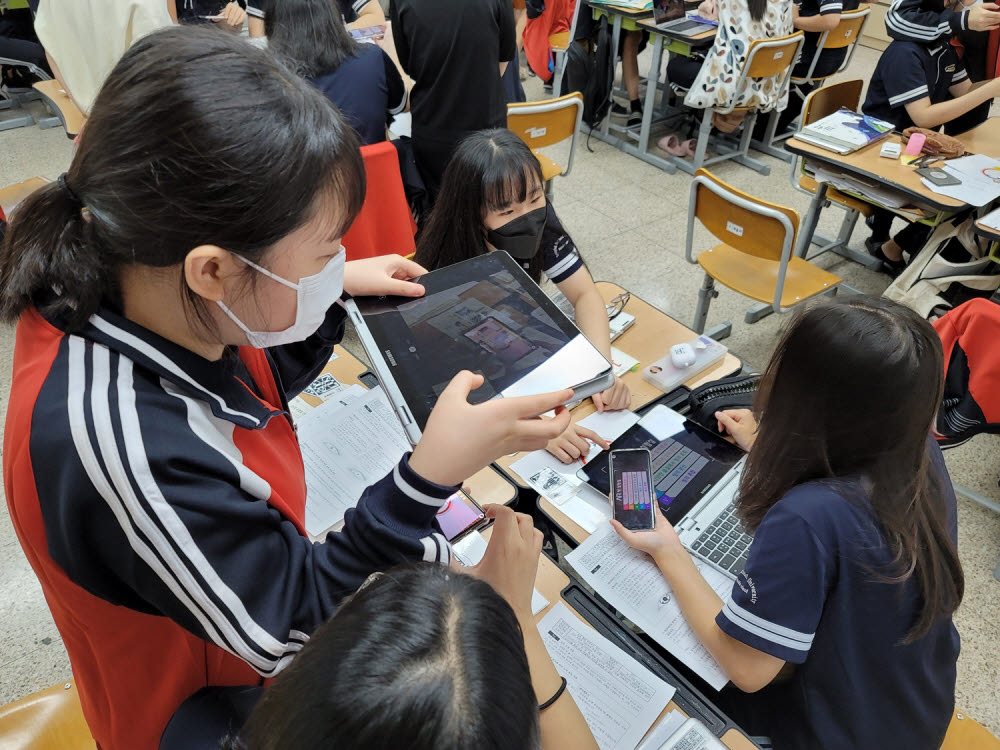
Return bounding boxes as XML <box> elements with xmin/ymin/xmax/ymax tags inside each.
<box><xmin>795</xmin><ymin>108</ymin><xmax>894</xmax><ymax>154</ymax></box>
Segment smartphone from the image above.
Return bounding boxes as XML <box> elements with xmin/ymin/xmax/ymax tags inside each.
<box><xmin>609</xmin><ymin>449</ymin><xmax>656</xmax><ymax>531</ymax></box>
<box><xmin>434</xmin><ymin>492</ymin><xmax>486</xmax><ymax>541</ymax></box>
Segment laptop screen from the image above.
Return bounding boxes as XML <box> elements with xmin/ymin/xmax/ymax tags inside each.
<box><xmin>581</xmin><ymin>406</ymin><xmax>744</xmax><ymax>524</ymax></box>
<box><xmin>353</xmin><ymin>252</ymin><xmax>611</xmax><ymax>428</ymax></box>
<box><xmin>654</xmin><ymin>0</ymin><xmax>686</xmax><ymax>24</ymax></box>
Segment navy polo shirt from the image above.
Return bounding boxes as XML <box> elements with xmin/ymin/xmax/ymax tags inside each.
<box><xmin>717</xmin><ymin>441</ymin><xmax>959</xmax><ymax>750</ymax></box>
<box><xmin>794</xmin><ymin>0</ymin><xmax>860</xmax><ymax>79</ymax></box>
<box><xmin>540</xmin><ymin>203</ymin><xmax>584</xmax><ymax>284</ymax></box>
<box><xmin>863</xmin><ymin>41</ymin><xmax>968</xmax><ymax>131</ymax></box>
<box><xmin>311</xmin><ymin>43</ymin><xmax>407</xmax><ymax>146</ymax></box>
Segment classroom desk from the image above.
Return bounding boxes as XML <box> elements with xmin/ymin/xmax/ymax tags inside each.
<box><xmin>31</xmin><ymin>80</ymin><xmax>85</xmax><ymax>139</ymax></box>
<box><xmin>784</xmin><ymin>118</ymin><xmax>1000</xmax><ymax>269</ymax></box>
<box><xmin>529</xmin><ymin>545</ymin><xmax>757</xmax><ymax>749</ymax></box>
<box><xmin>494</xmin><ymin>281</ymin><xmax>743</xmax><ymax>496</ymax></box>
<box><xmin>630</xmin><ymin>18</ymin><xmax>716</xmax><ymax>174</ymax></box>
<box><xmin>974</xmin><ymin>215</ymin><xmax>1000</xmax><ymax>246</ymax></box>
<box><xmin>0</xmin><ymin>0</ymin><xmax>31</xmax><ymax>9</ymax></box>
<box><xmin>301</xmin><ymin>346</ymin><xmax>518</xmax><ymax>538</ymax></box>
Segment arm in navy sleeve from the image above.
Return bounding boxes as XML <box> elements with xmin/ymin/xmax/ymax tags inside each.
<box><xmin>266</xmin><ymin>302</ymin><xmax>347</xmax><ymax>399</ymax></box>
<box><xmin>885</xmin><ymin>0</ymin><xmax>965</xmax><ymax>42</ymax></box>
<box><xmin>383</xmin><ymin>48</ymin><xmax>408</xmax><ymax>117</ymax></box>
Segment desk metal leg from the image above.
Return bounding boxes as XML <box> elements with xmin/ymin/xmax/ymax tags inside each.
<box><xmin>601</xmin><ymin>14</ymin><xmax>623</xmax><ymax>140</ymax></box>
<box><xmin>744</xmin><ymin>182</ymin><xmax>828</xmax><ymax>324</ymax></box>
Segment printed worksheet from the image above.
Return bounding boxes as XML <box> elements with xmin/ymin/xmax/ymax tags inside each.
<box><xmin>565</xmin><ymin>525</ymin><xmax>732</xmax><ymax>690</ymax></box>
<box><xmin>538</xmin><ymin>602</ymin><xmax>675</xmax><ymax>750</ymax></box>
<box><xmin>298</xmin><ymin>387</ymin><xmax>410</xmax><ymax>535</ymax></box>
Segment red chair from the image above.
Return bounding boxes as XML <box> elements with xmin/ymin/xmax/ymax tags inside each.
<box><xmin>342</xmin><ymin>141</ymin><xmax>416</xmax><ymax>262</ymax></box>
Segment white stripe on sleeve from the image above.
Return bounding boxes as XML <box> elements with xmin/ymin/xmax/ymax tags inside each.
<box><xmin>721</xmin><ymin>599</ymin><xmax>815</xmax><ymax>652</ymax></box>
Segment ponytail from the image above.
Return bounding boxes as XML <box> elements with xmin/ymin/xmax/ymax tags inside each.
<box><xmin>748</xmin><ymin>0</ymin><xmax>767</xmax><ymax>22</ymax></box>
<box><xmin>0</xmin><ymin>179</ymin><xmax>115</xmax><ymax>330</ymax></box>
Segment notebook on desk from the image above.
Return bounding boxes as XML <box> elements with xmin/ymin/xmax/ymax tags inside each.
<box><xmin>795</xmin><ymin>108</ymin><xmax>894</xmax><ymax>155</ymax></box>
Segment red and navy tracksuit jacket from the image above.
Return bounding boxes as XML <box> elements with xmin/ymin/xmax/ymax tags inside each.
<box><xmin>3</xmin><ymin>301</ymin><xmax>458</xmax><ymax>750</ymax></box>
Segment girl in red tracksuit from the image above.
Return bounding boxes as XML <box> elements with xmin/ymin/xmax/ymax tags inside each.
<box><xmin>0</xmin><ymin>27</ymin><xmax>569</xmax><ymax>749</ymax></box>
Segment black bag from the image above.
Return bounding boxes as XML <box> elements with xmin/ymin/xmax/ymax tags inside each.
<box><xmin>686</xmin><ymin>374</ymin><xmax>760</xmax><ymax>432</ymax></box>
<box><xmin>562</xmin><ymin>15</ymin><xmax>613</xmax><ymax>130</ymax></box>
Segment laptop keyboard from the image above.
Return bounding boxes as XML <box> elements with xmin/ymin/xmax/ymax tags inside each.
<box><xmin>690</xmin><ymin>502</ymin><xmax>753</xmax><ymax>577</ymax></box>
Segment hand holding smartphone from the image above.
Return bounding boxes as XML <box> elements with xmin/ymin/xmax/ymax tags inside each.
<box><xmin>609</xmin><ymin>449</ymin><xmax>656</xmax><ymax>531</ymax></box>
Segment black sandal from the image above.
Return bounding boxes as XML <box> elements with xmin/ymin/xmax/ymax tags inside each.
<box><xmin>865</xmin><ymin>238</ymin><xmax>907</xmax><ymax>278</ymax></box>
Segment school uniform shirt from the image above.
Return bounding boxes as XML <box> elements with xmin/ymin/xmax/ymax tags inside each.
<box><xmin>885</xmin><ymin>0</ymin><xmax>970</xmax><ymax>43</ymax></box>
<box><xmin>794</xmin><ymin>0</ymin><xmax>860</xmax><ymax>79</ymax></box>
<box><xmin>716</xmin><ymin>443</ymin><xmax>960</xmax><ymax>750</ymax></box>
<box><xmin>175</xmin><ymin>0</ymin><xmax>247</xmax><ymax>24</ymax></box>
<box><xmin>862</xmin><ymin>41</ymin><xmax>968</xmax><ymax>131</ymax></box>
<box><xmin>311</xmin><ymin>43</ymin><xmax>408</xmax><ymax>146</ymax></box>
<box><xmin>539</xmin><ymin>202</ymin><xmax>584</xmax><ymax>283</ymax></box>
<box><xmin>389</xmin><ymin>0</ymin><xmax>516</xmax><ymax>145</ymax></box>
<box><xmin>3</xmin><ymin>301</ymin><xmax>459</xmax><ymax>750</ymax></box>
<box><xmin>33</xmin><ymin>0</ymin><xmax>173</xmax><ymax>113</ymax></box>
<box><xmin>246</xmin><ymin>0</ymin><xmax>372</xmax><ymax>25</ymax></box>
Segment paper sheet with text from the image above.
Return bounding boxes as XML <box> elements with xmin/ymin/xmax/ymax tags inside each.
<box><xmin>565</xmin><ymin>525</ymin><xmax>732</xmax><ymax>690</ymax></box>
<box><xmin>538</xmin><ymin>602</ymin><xmax>675</xmax><ymax>750</ymax></box>
<box><xmin>298</xmin><ymin>386</ymin><xmax>410</xmax><ymax>536</ymax></box>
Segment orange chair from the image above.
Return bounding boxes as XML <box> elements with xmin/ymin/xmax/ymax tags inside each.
<box><xmin>941</xmin><ymin>710</ymin><xmax>1000</xmax><ymax>749</ymax></box>
<box><xmin>507</xmin><ymin>93</ymin><xmax>583</xmax><ymax>199</ymax></box>
<box><xmin>0</xmin><ymin>681</ymin><xmax>96</xmax><ymax>750</ymax></box>
<box><xmin>341</xmin><ymin>141</ymin><xmax>416</xmax><ymax>262</ymax></box>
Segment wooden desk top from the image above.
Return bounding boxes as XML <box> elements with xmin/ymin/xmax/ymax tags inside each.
<box><xmin>32</xmin><ymin>80</ymin><xmax>86</xmax><ymax>139</ymax></box>
<box><xmin>637</xmin><ymin>16</ymin><xmax>716</xmax><ymax>45</ymax></box>
<box><xmin>974</xmin><ymin>217</ymin><xmax>1000</xmax><ymax>245</ymax></box>
<box><xmin>586</xmin><ymin>0</ymin><xmax>655</xmax><ymax>17</ymax></box>
<box><xmin>785</xmin><ymin>118</ymin><xmax>1000</xmax><ymax>215</ymax></box>
<box><xmin>494</xmin><ymin>282</ymin><xmax>743</xmax><ymax>490</ymax></box>
<box><xmin>529</xmin><ymin>546</ymin><xmax>754</xmax><ymax>749</ymax></box>
<box><xmin>303</xmin><ymin>346</ymin><xmax>517</xmax><ymax>538</ymax></box>
<box><xmin>0</xmin><ymin>177</ymin><xmax>46</xmax><ymax>218</ymax></box>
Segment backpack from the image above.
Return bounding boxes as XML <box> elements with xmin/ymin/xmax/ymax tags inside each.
<box><xmin>562</xmin><ymin>14</ymin><xmax>613</xmax><ymax>131</ymax></box>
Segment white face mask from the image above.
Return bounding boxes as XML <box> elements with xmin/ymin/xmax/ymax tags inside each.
<box><xmin>217</xmin><ymin>250</ymin><xmax>346</xmax><ymax>348</ymax></box>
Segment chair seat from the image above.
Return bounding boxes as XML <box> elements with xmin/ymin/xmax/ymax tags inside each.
<box><xmin>535</xmin><ymin>151</ymin><xmax>564</xmax><ymax>181</ymax></box>
<box><xmin>0</xmin><ymin>681</ymin><xmax>96</xmax><ymax>750</ymax></box>
<box><xmin>798</xmin><ymin>175</ymin><xmax>874</xmax><ymax>217</ymax></box>
<box><xmin>697</xmin><ymin>243</ymin><xmax>841</xmax><ymax>307</ymax></box>
<box><xmin>549</xmin><ymin>31</ymin><xmax>571</xmax><ymax>51</ymax></box>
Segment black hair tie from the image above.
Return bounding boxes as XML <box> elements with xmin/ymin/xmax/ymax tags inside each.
<box><xmin>57</xmin><ymin>173</ymin><xmax>82</xmax><ymax>206</ymax></box>
<box><xmin>538</xmin><ymin>676</ymin><xmax>567</xmax><ymax>711</ymax></box>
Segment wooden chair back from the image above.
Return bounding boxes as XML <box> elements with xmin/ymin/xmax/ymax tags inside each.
<box><xmin>0</xmin><ymin>681</ymin><xmax>96</xmax><ymax>750</ymax></box>
<box><xmin>801</xmin><ymin>78</ymin><xmax>863</xmax><ymax>126</ymax></box>
<box><xmin>822</xmin><ymin>7</ymin><xmax>870</xmax><ymax>50</ymax></box>
<box><xmin>745</xmin><ymin>32</ymin><xmax>805</xmax><ymax>78</ymax></box>
<box><xmin>507</xmin><ymin>93</ymin><xmax>584</xmax><ymax>151</ymax></box>
<box><xmin>690</xmin><ymin>168</ymin><xmax>798</xmax><ymax>262</ymax></box>
<box><xmin>0</xmin><ymin>177</ymin><xmax>47</xmax><ymax>218</ymax></box>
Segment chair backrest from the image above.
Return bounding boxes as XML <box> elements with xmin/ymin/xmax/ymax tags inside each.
<box><xmin>341</xmin><ymin>141</ymin><xmax>416</xmax><ymax>262</ymax></box>
<box><xmin>744</xmin><ymin>32</ymin><xmax>805</xmax><ymax>79</ymax></box>
<box><xmin>507</xmin><ymin>93</ymin><xmax>584</xmax><ymax>175</ymax></box>
<box><xmin>0</xmin><ymin>681</ymin><xmax>96</xmax><ymax>750</ymax></box>
<box><xmin>821</xmin><ymin>7</ymin><xmax>870</xmax><ymax>50</ymax></box>
<box><xmin>801</xmin><ymin>78</ymin><xmax>863</xmax><ymax>126</ymax></box>
<box><xmin>940</xmin><ymin>710</ymin><xmax>1000</xmax><ymax>750</ymax></box>
<box><xmin>686</xmin><ymin>168</ymin><xmax>798</xmax><ymax>264</ymax></box>
<box><xmin>0</xmin><ymin>177</ymin><xmax>47</xmax><ymax>218</ymax></box>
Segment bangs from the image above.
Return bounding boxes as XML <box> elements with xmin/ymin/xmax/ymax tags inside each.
<box><xmin>481</xmin><ymin>152</ymin><xmax>544</xmax><ymax>213</ymax></box>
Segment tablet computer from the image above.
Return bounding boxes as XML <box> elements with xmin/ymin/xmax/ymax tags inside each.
<box><xmin>344</xmin><ymin>252</ymin><xmax>615</xmax><ymax>445</ymax></box>
<box><xmin>577</xmin><ymin>405</ymin><xmax>744</xmax><ymax>525</ymax></box>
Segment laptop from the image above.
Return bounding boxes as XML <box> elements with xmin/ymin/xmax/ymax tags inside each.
<box><xmin>653</xmin><ymin>0</ymin><xmax>714</xmax><ymax>36</ymax></box>
<box><xmin>343</xmin><ymin>252</ymin><xmax>615</xmax><ymax>446</ymax></box>
<box><xmin>579</xmin><ymin>405</ymin><xmax>753</xmax><ymax>580</ymax></box>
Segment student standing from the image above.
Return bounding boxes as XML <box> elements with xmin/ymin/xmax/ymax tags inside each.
<box><xmin>264</xmin><ymin>0</ymin><xmax>407</xmax><ymax>145</ymax></box>
<box><xmin>613</xmin><ymin>296</ymin><xmax>962</xmax><ymax>750</ymax></box>
<box><xmin>0</xmin><ymin>28</ymin><xmax>572</xmax><ymax>750</ymax></box>
<box><xmin>389</xmin><ymin>0</ymin><xmax>517</xmax><ymax>197</ymax></box>
<box><xmin>415</xmin><ymin>129</ymin><xmax>632</xmax><ymax>464</ymax></box>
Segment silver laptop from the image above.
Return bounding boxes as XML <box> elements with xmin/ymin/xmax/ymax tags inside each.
<box><xmin>653</xmin><ymin>0</ymin><xmax>716</xmax><ymax>37</ymax></box>
<box><xmin>343</xmin><ymin>252</ymin><xmax>615</xmax><ymax>446</ymax></box>
<box><xmin>580</xmin><ymin>405</ymin><xmax>752</xmax><ymax>580</ymax></box>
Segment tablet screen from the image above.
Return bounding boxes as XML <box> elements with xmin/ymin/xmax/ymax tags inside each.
<box><xmin>353</xmin><ymin>252</ymin><xmax>610</xmax><ymax>427</ymax></box>
<box><xmin>581</xmin><ymin>406</ymin><xmax>744</xmax><ymax>524</ymax></box>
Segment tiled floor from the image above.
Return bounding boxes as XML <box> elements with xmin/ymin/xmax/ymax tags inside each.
<box><xmin>1</xmin><ymin>41</ymin><xmax>998</xmax><ymax>736</ymax></box>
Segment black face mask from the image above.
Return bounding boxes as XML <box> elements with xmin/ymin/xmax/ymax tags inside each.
<box><xmin>486</xmin><ymin>205</ymin><xmax>548</xmax><ymax>260</ymax></box>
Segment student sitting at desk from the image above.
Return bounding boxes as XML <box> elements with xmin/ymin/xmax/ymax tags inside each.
<box><xmin>415</xmin><ymin>128</ymin><xmax>633</xmax><ymax>464</ymax></box>
<box><xmin>664</xmin><ymin>0</ymin><xmax>792</xmax><ymax>143</ymax></box>
<box><xmin>613</xmin><ymin>296</ymin><xmax>961</xmax><ymax>750</ymax></box>
<box><xmin>0</xmin><ymin>28</ymin><xmax>575</xmax><ymax>750</ymax></box>
<box><xmin>861</xmin><ymin>9</ymin><xmax>1000</xmax><ymax>274</ymax></box>
<box><xmin>179</xmin><ymin>509</ymin><xmax>599</xmax><ymax>750</ymax></box>
<box><xmin>263</xmin><ymin>0</ymin><xmax>407</xmax><ymax>145</ymax></box>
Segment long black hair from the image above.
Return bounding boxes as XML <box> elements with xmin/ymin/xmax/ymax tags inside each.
<box><xmin>738</xmin><ymin>296</ymin><xmax>962</xmax><ymax>642</ymax></box>
<box><xmin>263</xmin><ymin>0</ymin><xmax>359</xmax><ymax>77</ymax></box>
<box><xmin>415</xmin><ymin>129</ymin><xmax>548</xmax><ymax>283</ymax></box>
<box><xmin>748</xmin><ymin>0</ymin><xmax>767</xmax><ymax>22</ymax></box>
<box><xmin>0</xmin><ymin>26</ymin><xmax>364</xmax><ymax>333</ymax></box>
<box><xmin>226</xmin><ymin>564</ymin><xmax>541</xmax><ymax>750</ymax></box>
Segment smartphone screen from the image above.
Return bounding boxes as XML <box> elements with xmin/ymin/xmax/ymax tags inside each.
<box><xmin>434</xmin><ymin>493</ymin><xmax>486</xmax><ymax>541</ymax></box>
<box><xmin>610</xmin><ymin>449</ymin><xmax>655</xmax><ymax>531</ymax></box>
